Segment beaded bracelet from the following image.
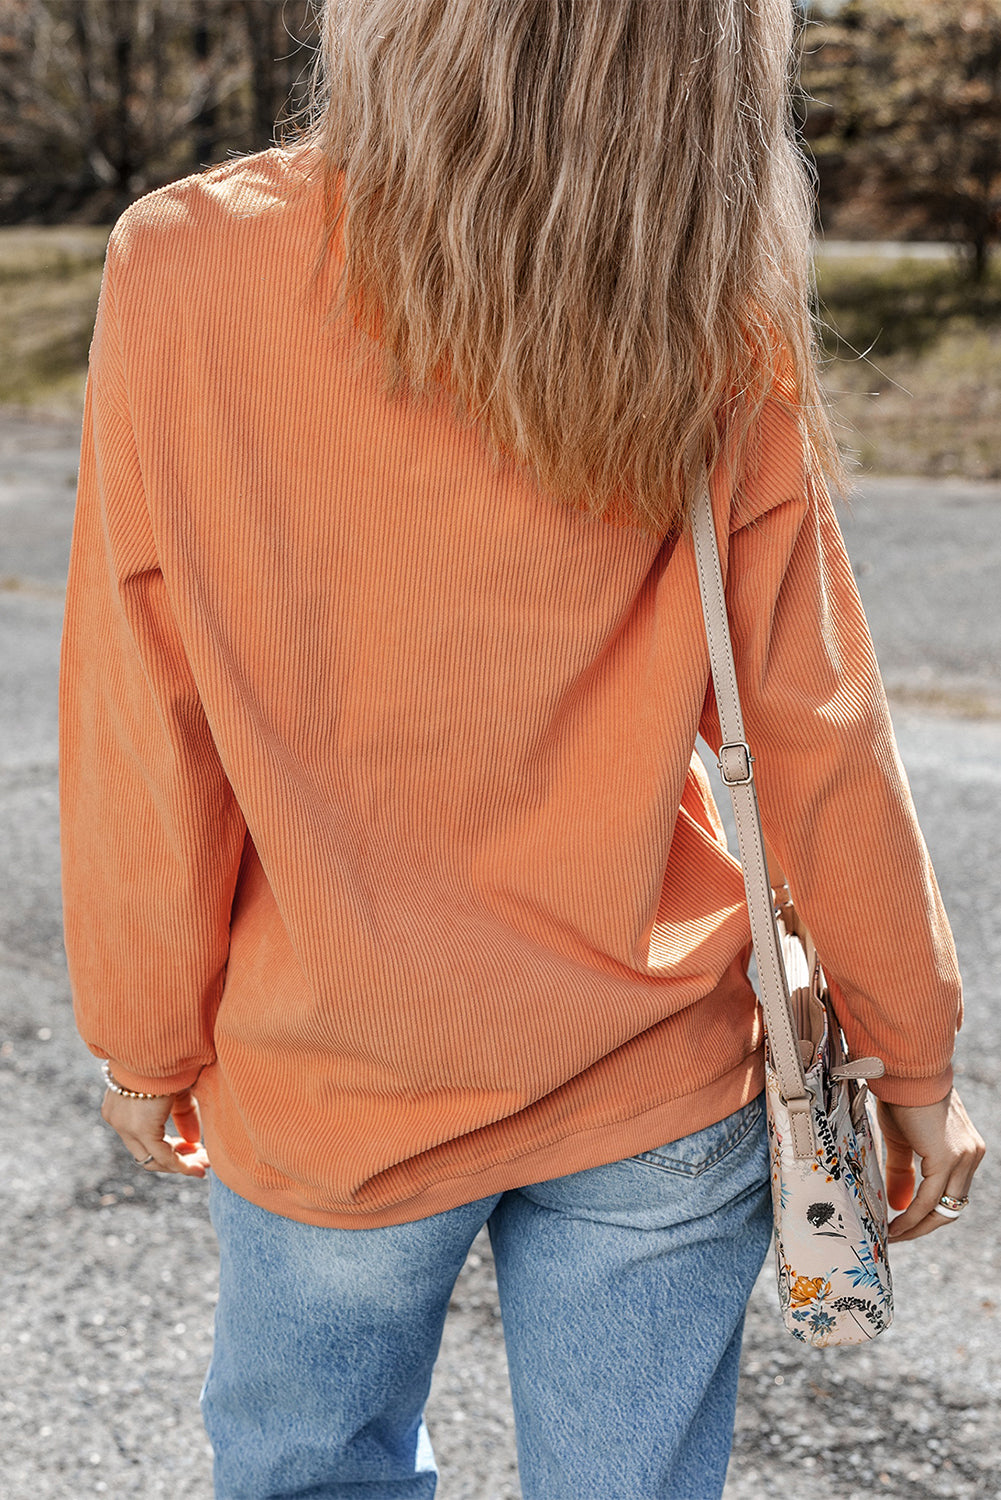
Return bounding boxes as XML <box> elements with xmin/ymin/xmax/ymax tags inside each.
<box><xmin>101</xmin><ymin>1059</ymin><xmax>170</xmax><ymax>1100</ymax></box>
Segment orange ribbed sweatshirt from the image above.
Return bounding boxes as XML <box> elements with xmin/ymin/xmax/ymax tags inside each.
<box><xmin>59</xmin><ymin>146</ymin><xmax>962</xmax><ymax>1228</ymax></box>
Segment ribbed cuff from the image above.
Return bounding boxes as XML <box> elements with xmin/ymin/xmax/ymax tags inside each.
<box><xmin>92</xmin><ymin>1048</ymin><xmax>207</xmax><ymax>1097</ymax></box>
<box><xmin>868</xmin><ymin>1064</ymin><xmax>954</xmax><ymax>1107</ymax></box>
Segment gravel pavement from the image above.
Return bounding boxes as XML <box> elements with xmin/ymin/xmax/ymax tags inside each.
<box><xmin>1</xmin><ymin>414</ymin><xmax>999</xmax><ymax>1499</ymax></box>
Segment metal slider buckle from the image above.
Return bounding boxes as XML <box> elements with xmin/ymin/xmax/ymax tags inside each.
<box><xmin>717</xmin><ymin>740</ymin><xmax>755</xmax><ymax>786</ymax></box>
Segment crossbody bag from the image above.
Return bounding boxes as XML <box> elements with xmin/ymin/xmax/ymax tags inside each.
<box><xmin>691</xmin><ymin>480</ymin><xmax>894</xmax><ymax>1347</ymax></box>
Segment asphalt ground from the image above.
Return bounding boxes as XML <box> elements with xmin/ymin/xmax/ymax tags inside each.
<box><xmin>1</xmin><ymin>413</ymin><xmax>999</xmax><ymax>1499</ymax></box>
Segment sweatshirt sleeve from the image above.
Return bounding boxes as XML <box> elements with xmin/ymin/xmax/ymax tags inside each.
<box><xmin>59</xmin><ymin>236</ymin><xmax>248</xmax><ymax>1096</ymax></box>
<box><xmin>699</xmin><ymin>415</ymin><xmax>962</xmax><ymax>1107</ymax></box>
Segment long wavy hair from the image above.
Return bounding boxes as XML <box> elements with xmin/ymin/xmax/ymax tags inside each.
<box><xmin>302</xmin><ymin>0</ymin><xmax>845</xmax><ymax>536</ymax></box>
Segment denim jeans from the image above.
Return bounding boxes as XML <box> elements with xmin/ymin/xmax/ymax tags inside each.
<box><xmin>201</xmin><ymin>1093</ymin><xmax>772</xmax><ymax>1500</ymax></box>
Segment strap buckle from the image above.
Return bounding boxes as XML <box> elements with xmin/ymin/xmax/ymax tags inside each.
<box><xmin>718</xmin><ymin>741</ymin><xmax>755</xmax><ymax>786</ymax></box>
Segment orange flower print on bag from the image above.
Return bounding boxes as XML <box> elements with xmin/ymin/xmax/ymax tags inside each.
<box><xmin>790</xmin><ymin>1275</ymin><xmax>831</xmax><ymax>1307</ymax></box>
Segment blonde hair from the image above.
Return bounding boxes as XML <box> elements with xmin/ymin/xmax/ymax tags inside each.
<box><xmin>303</xmin><ymin>0</ymin><xmax>845</xmax><ymax>536</ymax></box>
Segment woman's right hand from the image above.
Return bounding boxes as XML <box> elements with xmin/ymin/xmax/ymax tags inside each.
<box><xmin>878</xmin><ymin>1087</ymin><xmax>985</xmax><ymax>1242</ymax></box>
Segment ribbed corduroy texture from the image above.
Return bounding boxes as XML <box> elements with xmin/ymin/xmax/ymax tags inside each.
<box><xmin>59</xmin><ymin>147</ymin><xmax>962</xmax><ymax>1227</ymax></box>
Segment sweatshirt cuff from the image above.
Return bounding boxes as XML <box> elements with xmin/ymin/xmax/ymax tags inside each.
<box><xmin>867</xmin><ymin>1063</ymin><xmax>954</xmax><ymax>1108</ymax></box>
<box><xmin>91</xmin><ymin>1048</ymin><xmax>207</xmax><ymax>1096</ymax></box>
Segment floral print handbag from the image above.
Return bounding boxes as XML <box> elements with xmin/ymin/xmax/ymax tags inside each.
<box><xmin>766</xmin><ymin>910</ymin><xmax>892</xmax><ymax>1345</ymax></box>
<box><xmin>692</xmin><ymin>482</ymin><xmax>893</xmax><ymax>1347</ymax></box>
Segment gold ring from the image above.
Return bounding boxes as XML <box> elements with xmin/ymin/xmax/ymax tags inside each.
<box><xmin>935</xmin><ymin>1193</ymin><xmax>969</xmax><ymax>1219</ymax></box>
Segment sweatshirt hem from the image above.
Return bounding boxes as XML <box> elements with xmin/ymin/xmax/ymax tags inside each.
<box><xmin>203</xmin><ymin>1050</ymin><xmax>765</xmax><ymax>1229</ymax></box>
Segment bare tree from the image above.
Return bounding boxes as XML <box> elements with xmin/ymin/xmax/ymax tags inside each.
<box><xmin>0</xmin><ymin>0</ymin><xmax>317</xmax><ymax>223</ymax></box>
<box><xmin>803</xmin><ymin>0</ymin><xmax>1001</xmax><ymax>278</ymax></box>
<box><xmin>241</xmin><ymin>0</ymin><xmax>318</xmax><ymax>149</ymax></box>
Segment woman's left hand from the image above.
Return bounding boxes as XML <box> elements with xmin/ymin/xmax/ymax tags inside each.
<box><xmin>101</xmin><ymin>1083</ymin><xmax>211</xmax><ymax>1176</ymax></box>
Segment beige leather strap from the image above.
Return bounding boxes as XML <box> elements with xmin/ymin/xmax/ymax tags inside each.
<box><xmin>691</xmin><ymin>481</ymin><xmax>816</xmax><ymax>1156</ymax></box>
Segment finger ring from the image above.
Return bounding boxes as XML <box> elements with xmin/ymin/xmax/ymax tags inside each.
<box><xmin>935</xmin><ymin>1193</ymin><xmax>970</xmax><ymax>1219</ymax></box>
<box><xmin>132</xmin><ymin>1153</ymin><xmax>155</xmax><ymax>1167</ymax></box>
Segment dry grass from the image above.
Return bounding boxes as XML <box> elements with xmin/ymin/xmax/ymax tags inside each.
<box><xmin>0</xmin><ymin>226</ymin><xmax>109</xmax><ymax>412</ymax></box>
<box><xmin>1</xmin><ymin>229</ymin><xmax>999</xmax><ymax>481</ymax></box>
<box><xmin>815</xmin><ymin>252</ymin><xmax>1001</xmax><ymax>480</ymax></box>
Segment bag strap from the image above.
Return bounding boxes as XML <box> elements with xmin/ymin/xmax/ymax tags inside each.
<box><xmin>691</xmin><ymin>480</ymin><xmax>816</xmax><ymax>1156</ymax></box>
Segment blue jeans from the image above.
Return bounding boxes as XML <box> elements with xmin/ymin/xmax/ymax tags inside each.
<box><xmin>201</xmin><ymin>1093</ymin><xmax>772</xmax><ymax>1500</ymax></box>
